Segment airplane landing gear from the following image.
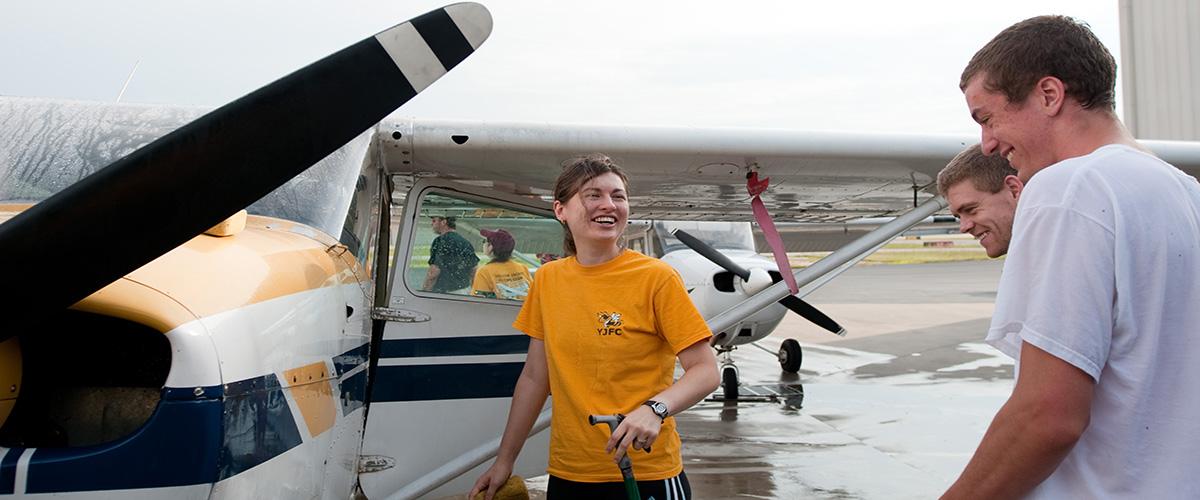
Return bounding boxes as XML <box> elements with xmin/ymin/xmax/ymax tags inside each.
<box><xmin>722</xmin><ymin>364</ymin><xmax>739</xmax><ymax>400</ymax></box>
<box><xmin>778</xmin><ymin>338</ymin><xmax>802</xmax><ymax>373</ymax></box>
<box><xmin>718</xmin><ymin>348</ymin><xmax>738</xmax><ymax>400</ymax></box>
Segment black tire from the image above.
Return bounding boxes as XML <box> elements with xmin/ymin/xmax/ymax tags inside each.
<box><xmin>722</xmin><ymin>366</ymin><xmax>739</xmax><ymax>400</ymax></box>
<box><xmin>779</xmin><ymin>339</ymin><xmax>802</xmax><ymax>373</ymax></box>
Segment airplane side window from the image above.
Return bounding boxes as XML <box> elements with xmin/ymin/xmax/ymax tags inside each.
<box><xmin>408</xmin><ymin>192</ymin><xmax>563</xmax><ymax>302</ymax></box>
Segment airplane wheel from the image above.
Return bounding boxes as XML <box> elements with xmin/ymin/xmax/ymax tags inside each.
<box><xmin>722</xmin><ymin>366</ymin><xmax>739</xmax><ymax>400</ymax></box>
<box><xmin>779</xmin><ymin>339</ymin><xmax>802</xmax><ymax>373</ymax></box>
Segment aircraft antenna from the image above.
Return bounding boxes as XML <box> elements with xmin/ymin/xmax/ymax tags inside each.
<box><xmin>115</xmin><ymin>59</ymin><xmax>141</xmax><ymax>103</ymax></box>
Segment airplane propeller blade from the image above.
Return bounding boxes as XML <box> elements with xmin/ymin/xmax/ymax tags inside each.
<box><xmin>779</xmin><ymin>296</ymin><xmax>846</xmax><ymax>336</ymax></box>
<box><xmin>671</xmin><ymin>228</ymin><xmax>751</xmax><ymax>281</ymax></box>
<box><xmin>0</xmin><ymin>3</ymin><xmax>492</xmax><ymax>336</ymax></box>
<box><xmin>671</xmin><ymin>228</ymin><xmax>846</xmax><ymax>337</ymax></box>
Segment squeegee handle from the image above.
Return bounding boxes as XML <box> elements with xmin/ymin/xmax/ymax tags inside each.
<box><xmin>588</xmin><ymin>413</ymin><xmax>644</xmax><ymax>499</ymax></box>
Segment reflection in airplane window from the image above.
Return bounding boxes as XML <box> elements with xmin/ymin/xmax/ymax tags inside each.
<box><xmin>654</xmin><ymin>221</ymin><xmax>755</xmax><ymax>253</ymax></box>
<box><xmin>408</xmin><ymin>192</ymin><xmax>563</xmax><ymax>302</ymax></box>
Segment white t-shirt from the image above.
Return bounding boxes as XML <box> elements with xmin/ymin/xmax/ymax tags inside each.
<box><xmin>988</xmin><ymin>144</ymin><xmax>1200</xmax><ymax>498</ymax></box>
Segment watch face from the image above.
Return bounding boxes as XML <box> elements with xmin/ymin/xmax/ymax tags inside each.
<box><xmin>652</xmin><ymin>402</ymin><xmax>667</xmax><ymax>415</ymax></box>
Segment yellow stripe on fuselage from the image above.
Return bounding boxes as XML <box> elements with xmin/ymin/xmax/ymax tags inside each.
<box><xmin>0</xmin><ymin>203</ymin><xmax>34</xmax><ymax>215</ymax></box>
<box><xmin>283</xmin><ymin>361</ymin><xmax>337</xmax><ymax>438</ymax></box>
<box><xmin>72</xmin><ymin>214</ymin><xmax>364</xmax><ymax>332</ymax></box>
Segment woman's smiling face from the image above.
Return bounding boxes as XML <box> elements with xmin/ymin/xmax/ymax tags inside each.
<box><xmin>554</xmin><ymin>172</ymin><xmax>629</xmax><ymax>251</ymax></box>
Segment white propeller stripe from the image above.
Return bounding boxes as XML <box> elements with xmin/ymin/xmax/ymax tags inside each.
<box><xmin>374</xmin><ymin>23</ymin><xmax>447</xmax><ymax>93</ymax></box>
<box><xmin>445</xmin><ymin>3</ymin><xmax>493</xmax><ymax>50</ymax></box>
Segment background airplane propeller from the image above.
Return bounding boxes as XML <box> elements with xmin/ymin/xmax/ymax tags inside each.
<box><xmin>671</xmin><ymin>228</ymin><xmax>846</xmax><ymax>336</ymax></box>
<box><xmin>0</xmin><ymin>3</ymin><xmax>492</xmax><ymax>338</ymax></box>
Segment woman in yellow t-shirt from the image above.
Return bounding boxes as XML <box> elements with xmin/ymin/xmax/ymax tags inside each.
<box><xmin>470</xmin><ymin>154</ymin><xmax>719</xmax><ymax>500</ymax></box>
<box><xmin>472</xmin><ymin>228</ymin><xmax>532</xmax><ymax>300</ymax></box>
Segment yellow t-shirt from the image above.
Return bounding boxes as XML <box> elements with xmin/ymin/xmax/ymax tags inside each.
<box><xmin>513</xmin><ymin>250</ymin><xmax>712</xmax><ymax>482</ymax></box>
<box><xmin>472</xmin><ymin>259</ymin><xmax>532</xmax><ymax>300</ymax></box>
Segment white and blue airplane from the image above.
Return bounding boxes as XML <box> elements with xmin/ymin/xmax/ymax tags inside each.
<box><xmin>4</xmin><ymin>4</ymin><xmax>1200</xmax><ymax>499</ymax></box>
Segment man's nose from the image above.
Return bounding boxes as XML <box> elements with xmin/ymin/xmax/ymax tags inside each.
<box><xmin>981</xmin><ymin>130</ymin><xmax>999</xmax><ymax>155</ymax></box>
<box><xmin>958</xmin><ymin>217</ymin><xmax>973</xmax><ymax>234</ymax></box>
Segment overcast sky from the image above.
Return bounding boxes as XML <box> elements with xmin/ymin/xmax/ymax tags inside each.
<box><xmin>1</xmin><ymin>1</ymin><xmax>1120</xmax><ymax>135</ymax></box>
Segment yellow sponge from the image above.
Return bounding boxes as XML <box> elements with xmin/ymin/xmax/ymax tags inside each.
<box><xmin>472</xmin><ymin>475</ymin><xmax>529</xmax><ymax>500</ymax></box>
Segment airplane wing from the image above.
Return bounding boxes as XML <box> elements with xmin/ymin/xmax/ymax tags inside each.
<box><xmin>382</xmin><ymin>117</ymin><xmax>1200</xmax><ymax>222</ymax></box>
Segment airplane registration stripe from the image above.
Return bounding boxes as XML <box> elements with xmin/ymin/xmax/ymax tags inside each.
<box><xmin>283</xmin><ymin>362</ymin><xmax>337</xmax><ymax>438</ymax></box>
<box><xmin>13</xmin><ymin>448</ymin><xmax>32</xmax><ymax>494</ymax></box>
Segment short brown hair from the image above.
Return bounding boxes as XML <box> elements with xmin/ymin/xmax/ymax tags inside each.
<box><xmin>960</xmin><ymin>15</ymin><xmax>1116</xmax><ymax>111</ymax></box>
<box><xmin>554</xmin><ymin>153</ymin><xmax>629</xmax><ymax>255</ymax></box>
<box><xmin>937</xmin><ymin>144</ymin><xmax>1017</xmax><ymax>197</ymax></box>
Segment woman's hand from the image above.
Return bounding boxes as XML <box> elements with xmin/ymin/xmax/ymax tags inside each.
<box><xmin>468</xmin><ymin>461</ymin><xmax>513</xmax><ymax>500</ymax></box>
<box><xmin>605</xmin><ymin>405</ymin><xmax>662</xmax><ymax>463</ymax></box>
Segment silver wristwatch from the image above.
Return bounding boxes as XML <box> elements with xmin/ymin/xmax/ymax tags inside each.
<box><xmin>644</xmin><ymin>400</ymin><xmax>669</xmax><ymax>421</ymax></box>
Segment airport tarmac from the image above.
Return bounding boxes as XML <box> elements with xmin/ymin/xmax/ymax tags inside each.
<box><xmin>680</xmin><ymin>259</ymin><xmax>1011</xmax><ymax>499</ymax></box>
<box><xmin>512</xmin><ymin>259</ymin><xmax>1012</xmax><ymax>499</ymax></box>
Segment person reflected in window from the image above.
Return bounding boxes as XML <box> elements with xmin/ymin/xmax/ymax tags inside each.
<box><xmin>422</xmin><ymin>215</ymin><xmax>478</xmax><ymax>293</ymax></box>
<box><xmin>472</xmin><ymin>228</ymin><xmax>532</xmax><ymax>300</ymax></box>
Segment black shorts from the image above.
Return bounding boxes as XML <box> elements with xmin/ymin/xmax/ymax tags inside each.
<box><xmin>547</xmin><ymin>471</ymin><xmax>691</xmax><ymax>500</ymax></box>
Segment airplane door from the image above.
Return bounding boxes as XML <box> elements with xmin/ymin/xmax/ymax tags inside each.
<box><xmin>360</xmin><ymin>180</ymin><xmax>559</xmax><ymax>499</ymax></box>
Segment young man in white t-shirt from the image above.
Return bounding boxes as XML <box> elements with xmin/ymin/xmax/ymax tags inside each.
<box><xmin>944</xmin><ymin>15</ymin><xmax>1200</xmax><ymax>499</ymax></box>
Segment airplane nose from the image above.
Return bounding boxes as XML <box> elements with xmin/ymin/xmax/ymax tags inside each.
<box><xmin>738</xmin><ymin>267</ymin><xmax>774</xmax><ymax>296</ymax></box>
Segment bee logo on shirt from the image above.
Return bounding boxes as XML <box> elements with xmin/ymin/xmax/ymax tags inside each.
<box><xmin>597</xmin><ymin>311</ymin><xmax>623</xmax><ymax>336</ymax></box>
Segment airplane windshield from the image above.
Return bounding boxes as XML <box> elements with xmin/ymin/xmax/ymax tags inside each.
<box><xmin>654</xmin><ymin>221</ymin><xmax>756</xmax><ymax>253</ymax></box>
<box><xmin>0</xmin><ymin>99</ymin><xmax>366</xmax><ymax>239</ymax></box>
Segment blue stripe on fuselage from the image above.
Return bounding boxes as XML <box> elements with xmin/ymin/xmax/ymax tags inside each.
<box><xmin>9</xmin><ymin>338</ymin><xmax>507</xmax><ymax>492</ymax></box>
<box><xmin>380</xmin><ymin>335</ymin><xmax>529</xmax><ymax>357</ymax></box>
<box><xmin>334</xmin><ymin>343</ymin><xmax>369</xmax><ymax>376</ymax></box>
<box><xmin>0</xmin><ymin>447</ymin><xmax>22</xmax><ymax>494</ymax></box>
<box><xmin>371</xmin><ymin>362</ymin><xmax>525</xmax><ymax>402</ymax></box>
<box><xmin>339</xmin><ymin>369</ymin><xmax>367</xmax><ymax>416</ymax></box>
<box><xmin>24</xmin><ymin>398</ymin><xmax>223</xmax><ymax>493</ymax></box>
<box><xmin>218</xmin><ymin>373</ymin><xmax>304</xmax><ymax>480</ymax></box>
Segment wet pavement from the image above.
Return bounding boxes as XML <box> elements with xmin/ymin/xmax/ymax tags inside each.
<box><xmin>680</xmin><ymin>260</ymin><xmax>1013</xmax><ymax>499</ymax></box>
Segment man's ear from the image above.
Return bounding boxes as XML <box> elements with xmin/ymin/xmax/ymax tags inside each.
<box><xmin>1035</xmin><ymin>76</ymin><xmax>1066</xmax><ymax>116</ymax></box>
<box><xmin>1004</xmin><ymin>174</ymin><xmax>1024</xmax><ymax>199</ymax></box>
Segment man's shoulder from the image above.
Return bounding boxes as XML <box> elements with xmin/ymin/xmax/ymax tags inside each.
<box><xmin>1023</xmin><ymin>146</ymin><xmax>1142</xmax><ymax>204</ymax></box>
